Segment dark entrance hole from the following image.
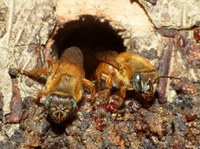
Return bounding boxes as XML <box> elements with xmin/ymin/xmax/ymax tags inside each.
<box><xmin>52</xmin><ymin>15</ymin><xmax>125</xmax><ymax>78</ymax></box>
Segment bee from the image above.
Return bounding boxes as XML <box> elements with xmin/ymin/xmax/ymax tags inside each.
<box><xmin>94</xmin><ymin>51</ymin><xmax>158</xmax><ymax>101</ymax></box>
<box><xmin>18</xmin><ymin>46</ymin><xmax>95</xmax><ymax>123</ymax></box>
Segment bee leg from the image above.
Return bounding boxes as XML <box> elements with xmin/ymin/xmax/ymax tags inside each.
<box><xmin>101</xmin><ymin>74</ymin><xmax>112</xmax><ymax>89</ymax></box>
<box><xmin>34</xmin><ymin>91</ymin><xmax>48</xmax><ymax>103</ymax></box>
<box><xmin>82</xmin><ymin>78</ymin><xmax>96</xmax><ymax>103</ymax></box>
<box><xmin>105</xmin><ymin>89</ymin><xmax>111</xmax><ymax>105</ymax></box>
<box><xmin>94</xmin><ymin>72</ymin><xmax>101</xmax><ymax>90</ymax></box>
<box><xmin>119</xmin><ymin>85</ymin><xmax>127</xmax><ymax>99</ymax></box>
<box><xmin>17</xmin><ymin>68</ymin><xmax>48</xmax><ymax>77</ymax></box>
<box><xmin>95</xmin><ymin>73</ymin><xmax>112</xmax><ymax>103</ymax></box>
<box><xmin>17</xmin><ymin>68</ymin><xmax>48</xmax><ymax>84</ymax></box>
<box><xmin>103</xmin><ymin>74</ymin><xmax>113</xmax><ymax>103</ymax></box>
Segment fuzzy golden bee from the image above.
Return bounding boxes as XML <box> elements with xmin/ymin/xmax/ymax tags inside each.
<box><xmin>18</xmin><ymin>46</ymin><xmax>95</xmax><ymax>123</ymax></box>
<box><xmin>94</xmin><ymin>51</ymin><xmax>158</xmax><ymax>100</ymax></box>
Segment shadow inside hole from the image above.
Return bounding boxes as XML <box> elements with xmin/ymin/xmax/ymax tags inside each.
<box><xmin>52</xmin><ymin>15</ymin><xmax>125</xmax><ymax>78</ymax></box>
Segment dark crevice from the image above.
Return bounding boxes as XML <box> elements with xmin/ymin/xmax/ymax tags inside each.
<box><xmin>52</xmin><ymin>15</ymin><xmax>126</xmax><ymax>78</ymax></box>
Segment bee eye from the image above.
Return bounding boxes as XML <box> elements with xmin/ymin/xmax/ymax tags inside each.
<box><xmin>134</xmin><ymin>73</ymin><xmax>143</xmax><ymax>92</ymax></box>
<box><xmin>70</xmin><ymin>98</ymin><xmax>77</xmax><ymax>111</ymax></box>
<box><xmin>44</xmin><ymin>95</ymin><xmax>53</xmax><ymax>109</ymax></box>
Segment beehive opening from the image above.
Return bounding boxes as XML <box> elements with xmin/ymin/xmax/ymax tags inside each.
<box><xmin>52</xmin><ymin>15</ymin><xmax>126</xmax><ymax>78</ymax></box>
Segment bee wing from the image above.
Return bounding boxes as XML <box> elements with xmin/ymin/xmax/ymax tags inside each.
<box><xmin>61</xmin><ymin>46</ymin><xmax>83</xmax><ymax>67</ymax></box>
<box><xmin>95</xmin><ymin>51</ymin><xmax>122</xmax><ymax>69</ymax></box>
<box><xmin>95</xmin><ymin>50</ymin><xmax>118</xmax><ymax>61</ymax></box>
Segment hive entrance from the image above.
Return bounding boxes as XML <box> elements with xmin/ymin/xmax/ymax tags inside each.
<box><xmin>52</xmin><ymin>15</ymin><xmax>125</xmax><ymax>78</ymax></box>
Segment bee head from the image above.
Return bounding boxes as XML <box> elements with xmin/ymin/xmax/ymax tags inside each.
<box><xmin>133</xmin><ymin>72</ymin><xmax>158</xmax><ymax>94</ymax></box>
<box><xmin>45</xmin><ymin>93</ymin><xmax>77</xmax><ymax>123</ymax></box>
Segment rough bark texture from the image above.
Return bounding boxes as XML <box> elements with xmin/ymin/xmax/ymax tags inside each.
<box><xmin>0</xmin><ymin>0</ymin><xmax>199</xmax><ymax>148</ymax></box>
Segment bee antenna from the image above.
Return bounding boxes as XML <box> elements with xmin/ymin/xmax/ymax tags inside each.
<box><xmin>152</xmin><ymin>76</ymin><xmax>181</xmax><ymax>84</ymax></box>
<box><xmin>147</xmin><ymin>76</ymin><xmax>180</xmax><ymax>93</ymax></box>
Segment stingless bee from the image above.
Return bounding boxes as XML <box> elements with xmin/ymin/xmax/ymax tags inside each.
<box><xmin>94</xmin><ymin>50</ymin><xmax>158</xmax><ymax>100</ymax></box>
<box><xmin>18</xmin><ymin>46</ymin><xmax>95</xmax><ymax>123</ymax></box>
